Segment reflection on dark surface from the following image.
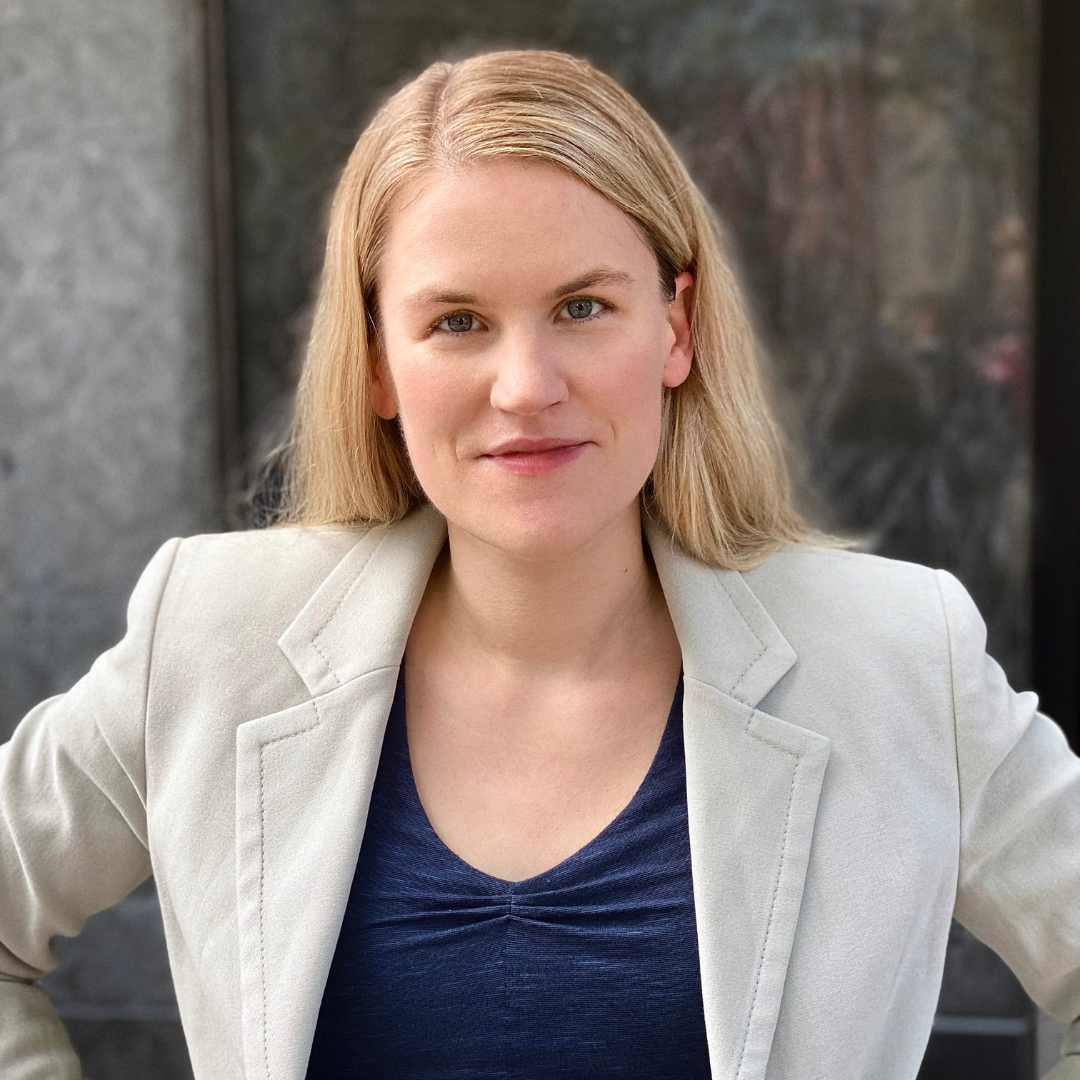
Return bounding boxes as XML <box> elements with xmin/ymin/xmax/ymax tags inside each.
<box><xmin>224</xmin><ymin>0</ymin><xmax>1037</xmax><ymax>1071</ymax></box>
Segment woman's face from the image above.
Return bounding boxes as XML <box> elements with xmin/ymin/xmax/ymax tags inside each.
<box><xmin>375</xmin><ymin>159</ymin><xmax>693</xmax><ymax>560</ymax></box>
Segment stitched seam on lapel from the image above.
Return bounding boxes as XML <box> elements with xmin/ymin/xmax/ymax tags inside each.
<box><xmin>734</xmin><ymin>743</ymin><xmax>799</xmax><ymax>1080</ymax></box>
<box><xmin>717</xmin><ymin>574</ymin><xmax>767</xmax><ymax>652</ymax></box>
<box><xmin>717</xmin><ymin>573</ymin><xmax>767</xmax><ymax>703</ymax></box>
<box><xmin>728</xmin><ymin>647</ymin><xmax>769</xmax><ymax>706</ymax></box>
<box><xmin>257</xmin><ymin>715</ymin><xmax>321</xmax><ymax>1078</ymax></box>
<box><xmin>309</xmin><ymin>529</ymin><xmax>393</xmax><ymax>684</ymax></box>
<box><xmin>310</xmin><ymin>637</ymin><xmax>342</xmax><ymax>689</ymax></box>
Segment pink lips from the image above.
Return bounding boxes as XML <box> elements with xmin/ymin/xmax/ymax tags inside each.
<box><xmin>481</xmin><ymin>437</ymin><xmax>590</xmax><ymax>475</ymax></box>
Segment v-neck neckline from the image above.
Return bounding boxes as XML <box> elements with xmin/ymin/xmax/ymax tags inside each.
<box><xmin>389</xmin><ymin>669</ymin><xmax>685</xmax><ymax>890</ymax></box>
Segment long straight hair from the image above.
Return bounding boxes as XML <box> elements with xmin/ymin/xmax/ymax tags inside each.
<box><xmin>280</xmin><ymin>49</ymin><xmax>815</xmax><ymax>569</ymax></box>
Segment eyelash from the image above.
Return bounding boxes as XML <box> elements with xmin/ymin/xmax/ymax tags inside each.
<box><xmin>428</xmin><ymin>297</ymin><xmax>611</xmax><ymax>336</ymax></box>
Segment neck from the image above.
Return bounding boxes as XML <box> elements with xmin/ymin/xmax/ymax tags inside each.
<box><xmin>421</xmin><ymin>505</ymin><xmax>669</xmax><ymax>675</ymax></box>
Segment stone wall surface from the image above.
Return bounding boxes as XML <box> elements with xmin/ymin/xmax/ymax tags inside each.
<box><xmin>0</xmin><ymin>0</ymin><xmax>218</xmax><ymax>1074</ymax></box>
<box><xmin>0</xmin><ymin>0</ymin><xmax>219</xmax><ymax>736</ymax></box>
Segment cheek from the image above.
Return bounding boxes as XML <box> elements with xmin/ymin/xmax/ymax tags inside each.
<box><xmin>592</xmin><ymin>340</ymin><xmax>666</xmax><ymax>455</ymax></box>
<box><xmin>390</xmin><ymin>357</ymin><xmax>477</xmax><ymax>478</ymax></box>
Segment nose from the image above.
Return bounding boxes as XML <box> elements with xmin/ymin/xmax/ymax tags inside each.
<box><xmin>488</xmin><ymin>330</ymin><xmax>569</xmax><ymax>416</ymax></box>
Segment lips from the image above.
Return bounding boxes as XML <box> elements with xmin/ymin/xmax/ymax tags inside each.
<box><xmin>484</xmin><ymin>437</ymin><xmax>585</xmax><ymax>455</ymax></box>
<box><xmin>480</xmin><ymin>436</ymin><xmax>591</xmax><ymax>475</ymax></box>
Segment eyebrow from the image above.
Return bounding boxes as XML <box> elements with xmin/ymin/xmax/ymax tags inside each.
<box><xmin>402</xmin><ymin>267</ymin><xmax>636</xmax><ymax>312</ymax></box>
<box><xmin>403</xmin><ymin>289</ymin><xmax>478</xmax><ymax>311</ymax></box>
<box><xmin>547</xmin><ymin>267</ymin><xmax>635</xmax><ymax>300</ymax></box>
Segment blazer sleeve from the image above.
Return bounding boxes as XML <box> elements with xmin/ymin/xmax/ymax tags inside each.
<box><xmin>939</xmin><ymin>569</ymin><xmax>1080</xmax><ymax>1070</ymax></box>
<box><xmin>0</xmin><ymin>538</ymin><xmax>181</xmax><ymax>1079</ymax></box>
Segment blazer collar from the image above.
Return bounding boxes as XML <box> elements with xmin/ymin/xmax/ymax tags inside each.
<box><xmin>279</xmin><ymin>505</ymin><xmax>798</xmax><ymax>706</ymax></box>
<box><xmin>641</xmin><ymin>514</ymin><xmax>796</xmax><ymax>708</ymax></box>
<box><xmin>278</xmin><ymin>503</ymin><xmax>449</xmax><ymax>695</ymax></box>
<box><xmin>238</xmin><ymin>504</ymin><xmax>829</xmax><ymax>1080</ymax></box>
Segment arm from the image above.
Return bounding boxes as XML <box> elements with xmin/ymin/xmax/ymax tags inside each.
<box><xmin>1045</xmin><ymin>1023</ymin><xmax>1080</xmax><ymax>1080</ymax></box>
<box><xmin>938</xmin><ymin>570</ymin><xmax>1080</xmax><ymax>1076</ymax></box>
<box><xmin>0</xmin><ymin>539</ymin><xmax>181</xmax><ymax>1078</ymax></box>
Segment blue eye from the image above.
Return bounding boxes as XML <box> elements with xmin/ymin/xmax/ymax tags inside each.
<box><xmin>564</xmin><ymin>298</ymin><xmax>601</xmax><ymax>320</ymax></box>
<box><xmin>438</xmin><ymin>312</ymin><xmax>478</xmax><ymax>333</ymax></box>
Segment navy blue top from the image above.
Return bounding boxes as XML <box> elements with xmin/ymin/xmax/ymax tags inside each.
<box><xmin>306</xmin><ymin>671</ymin><xmax>711</xmax><ymax>1080</ymax></box>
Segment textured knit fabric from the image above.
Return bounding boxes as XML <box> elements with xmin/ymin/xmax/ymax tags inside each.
<box><xmin>305</xmin><ymin>670</ymin><xmax>711</xmax><ymax>1079</ymax></box>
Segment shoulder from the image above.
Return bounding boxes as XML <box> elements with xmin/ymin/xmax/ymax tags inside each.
<box><xmin>172</xmin><ymin>524</ymin><xmax>363</xmax><ymax>590</ymax></box>
<box><xmin>733</xmin><ymin>547</ymin><xmax>991</xmax><ymax>763</ymax></box>
<box><xmin>741</xmin><ymin>544</ymin><xmax>964</xmax><ymax>675</ymax></box>
<box><xmin>744</xmin><ymin>544</ymin><xmax>945</xmax><ymax>613</ymax></box>
<box><xmin>154</xmin><ymin>524</ymin><xmax>367</xmax><ymax>653</ymax></box>
<box><xmin>117</xmin><ymin>525</ymin><xmax>374</xmax><ymax>733</ymax></box>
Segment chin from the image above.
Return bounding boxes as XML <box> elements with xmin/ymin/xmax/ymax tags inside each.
<box><xmin>448</xmin><ymin>491</ymin><xmax>638</xmax><ymax>563</ymax></box>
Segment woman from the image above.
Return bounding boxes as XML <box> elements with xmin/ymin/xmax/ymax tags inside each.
<box><xmin>1</xmin><ymin>50</ymin><xmax>1077</xmax><ymax>1080</ymax></box>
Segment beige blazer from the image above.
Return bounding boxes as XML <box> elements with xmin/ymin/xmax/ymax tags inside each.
<box><xmin>1</xmin><ymin>504</ymin><xmax>1078</xmax><ymax>1080</ymax></box>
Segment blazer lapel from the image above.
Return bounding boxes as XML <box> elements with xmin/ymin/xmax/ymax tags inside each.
<box><xmin>645</xmin><ymin>518</ymin><xmax>832</xmax><ymax>1080</ymax></box>
<box><xmin>234</xmin><ymin>504</ymin><xmax>448</xmax><ymax>1080</ymax></box>
<box><xmin>234</xmin><ymin>503</ymin><xmax>827</xmax><ymax>1080</ymax></box>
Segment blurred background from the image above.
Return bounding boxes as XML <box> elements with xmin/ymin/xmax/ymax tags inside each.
<box><xmin>1</xmin><ymin>0</ymin><xmax>1077</xmax><ymax>1077</ymax></box>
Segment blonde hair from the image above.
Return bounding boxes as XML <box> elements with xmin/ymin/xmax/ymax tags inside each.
<box><xmin>282</xmin><ymin>49</ymin><xmax>814</xmax><ymax>569</ymax></box>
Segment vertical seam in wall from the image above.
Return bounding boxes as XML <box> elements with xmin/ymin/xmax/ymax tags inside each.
<box><xmin>199</xmin><ymin>0</ymin><xmax>240</xmax><ymax>521</ymax></box>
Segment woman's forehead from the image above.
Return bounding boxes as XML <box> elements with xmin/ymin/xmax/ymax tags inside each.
<box><xmin>379</xmin><ymin>160</ymin><xmax>656</xmax><ymax>299</ymax></box>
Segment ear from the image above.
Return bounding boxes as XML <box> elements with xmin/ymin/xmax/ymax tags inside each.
<box><xmin>662</xmin><ymin>271</ymin><xmax>695</xmax><ymax>389</ymax></box>
<box><xmin>371</xmin><ymin>354</ymin><xmax>399</xmax><ymax>420</ymax></box>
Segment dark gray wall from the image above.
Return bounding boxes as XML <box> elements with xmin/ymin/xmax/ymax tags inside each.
<box><xmin>0</xmin><ymin>0</ymin><xmax>222</xmax><ymax>743</ymax></box>
<box><xmin>1</xmin><ymin>0</ymin><xmax>219</xmax><ymax>1075</ymax></box>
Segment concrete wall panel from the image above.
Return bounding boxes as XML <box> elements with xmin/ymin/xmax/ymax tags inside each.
<box><xmin>0</xmin><ymin>0</ymin><xmax>220</xmax><ymax>1074</ymax></box>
